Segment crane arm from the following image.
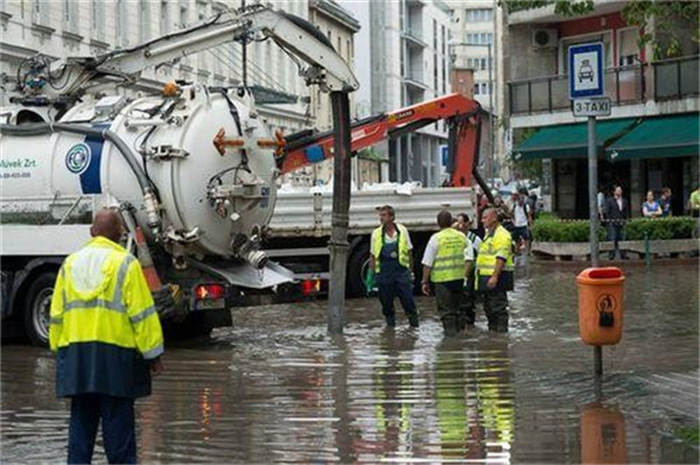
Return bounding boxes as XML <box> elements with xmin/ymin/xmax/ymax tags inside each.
<box><xmin>279</xmin><ymin>93</ymin><xmax>489</xmax><ymax>191</ymax></box>
<box><xmin>19</xmin><ymin>5</ymin><xmax>357</xmax><ymax>102</ymax></box>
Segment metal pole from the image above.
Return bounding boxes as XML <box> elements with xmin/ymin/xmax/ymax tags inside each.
<box><xmin>327</xmin><ymin>92</ymin><xmax>352</xmax><ymax>334</ymax></box>
<box><xmin>488</xmin><ymin>43</ymin><xmax>494</xmax><ymax>183</ymax></box>
<box><xmin>241</xmin><ymin>0</ymin><xmax>247</xmax><ymax>89</ymax></box>
<box><xmin>588</xmin><ymin>116</ymin><xmax>599</xmax><ymax>267</ymax></box>
<box><xmin>588</xmin><ymin>115</ymin><xmax>602</xmax><ymax>377</ymax></box>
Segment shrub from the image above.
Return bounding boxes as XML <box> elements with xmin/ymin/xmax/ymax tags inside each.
<box><xmin>531</xmin><ymin>216</ymin><xmax>695</xmax><ymax>242</ymax></box>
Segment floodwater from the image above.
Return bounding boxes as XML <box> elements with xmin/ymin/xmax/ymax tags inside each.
<box><xmin>2</xmin><ymin>261</ymin><xmax>698</xmax><ymax>463</ymax></box>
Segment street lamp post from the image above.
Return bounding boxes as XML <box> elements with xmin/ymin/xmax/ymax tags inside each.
<box><xmin>449</xmin><ymin>41</ymin><xmax>495</xmax><ymax>184</ymax></box>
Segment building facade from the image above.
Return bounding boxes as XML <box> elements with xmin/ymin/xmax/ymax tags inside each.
<box><xmin>448</xmin><ymin>0</ymin><xmax>506</xmax><ymax>183</ymax></box>
<box><xmin>0</xmin><ymin>0</ymin><xmax>313</xmax><ymax>134</ymax></box>
<box><xmin>295</xmin><ymin>0</ymin><xmax>362</xmax><ymax>187</ymax></box>
<box><xmin>505</xmin><ymin>1</ymin><xmax>699</xmax><ymax>218</ymax></box>
<box><xmin>344</xmin><ymin>0</ymin><xmax>452</xmax><ymax>187</ymax></box>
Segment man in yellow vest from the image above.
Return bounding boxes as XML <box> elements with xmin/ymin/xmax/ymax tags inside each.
<box><xmin>421</xmin><ymin>210</ymin><xmax>469</xmax><ymax>336</ymax></box>
<box><xmin>370</xmin><ymin>205</ymin><xmax>419</xmax><ymax>328</ymax></box>
<box><xmin>476</xmin><ymin>207</ymin><xmax>514</xmax><ymax>332</ymax></box>
<box><xmin>49</xmin><ymin>209</ymin><xmax>164</xmax><ymax>464</ymax></box>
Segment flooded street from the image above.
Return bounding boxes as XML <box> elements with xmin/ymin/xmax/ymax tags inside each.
<box><xmin>2</xmin><ymin>262</ymin><xmax>698</xmax><ymax>463</ymax></box>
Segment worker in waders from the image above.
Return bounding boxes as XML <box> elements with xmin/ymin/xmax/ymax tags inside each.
<box><xmin>421</xmin><ymin>210</ymin><xmax>469</xmax><ymax>336</ymax></box>
<box><xmin>369</xmin><ymin>205</ymin><xmax>419</xmax><ymax>328</ymax></box>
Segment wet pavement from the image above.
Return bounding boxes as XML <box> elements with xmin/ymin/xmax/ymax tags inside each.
<box><xmin>2</xmin><ymin>262</ymin><xmax>698</xmax><ymax>463</ymax></box>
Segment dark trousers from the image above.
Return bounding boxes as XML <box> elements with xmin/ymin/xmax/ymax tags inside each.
<box><xmin>68</xmin><ymin>395</ymin><xmax>136</xmax><ymax>464</ymax></box>
<box><xmin>483</xmin><ymin>290</ymin><xmax>509</xmax><ymax>333</ymax></box>
<box><xmin>607</xmin><ymin>223</ymin><xmax>627</xmax><ymax>259</ymax></box>
<box><xmin>377</xmin><ymin>274</ymin><xmax>418</xmax><ymax>327</ymax></box>
<box><xmin>435</xmin><ymin>282</ymin><xmax>470</xmax><ymax>336</ymax></box>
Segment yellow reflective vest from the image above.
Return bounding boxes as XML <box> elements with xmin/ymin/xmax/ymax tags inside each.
<box><xmin>476</xmin><ymin>224</ymin><xmax>514</xmax><ymax>277</ymax></box>
<box><xmin>49</xmin><ymin>236</ymin><xmax>164</xmax><ymax>398</ymax></box>
<box><xmin>431</xmin><ymin>228</ymin><xmax>467</xmax><ymax>283</ymax></box>
<box><xmin>371</xmin><ymin>223</ymin><xmax>411</xmax><ymax>273</ymax></box>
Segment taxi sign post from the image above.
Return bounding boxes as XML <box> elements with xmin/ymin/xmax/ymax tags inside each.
<box><xmin>569</xmin><ymin>42</ymin><xmax>606</xmax><ymax>378</ymax></box>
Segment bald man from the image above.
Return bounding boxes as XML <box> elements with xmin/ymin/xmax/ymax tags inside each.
<box><xmin>50</xmin><ymin>209</ymin><xmax>164</xmax><ymax>464</ymax></box>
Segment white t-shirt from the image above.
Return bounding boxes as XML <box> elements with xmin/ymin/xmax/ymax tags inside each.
<box><xmin>422</xmin><ymin>230</ymin><xmax>474</xmax><ymax>267</ymax></box>
<box><xmin>513</xmin><ymin>202</ymin><xmax>529</xmax><ymax>228</ymax></box>
<box><xmin>370</xmin><ymin>225</ymin><xmax>413</xmax><ymax>256</ymax></box>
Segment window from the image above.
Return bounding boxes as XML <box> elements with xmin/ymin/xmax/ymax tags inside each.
<box><xmin>116</xmin><ymin>0</ymin><xmax>128</xmax><ymax>46</ymax></box>
<box><xmin>337</xmin><ymin>37</ymin><xmax>341</xmax><ymax>57</ymax></box>
<box><xmin>140</xmin><ymin>0</ymin><xmax>151</xmax><ymax>42</ymax></box>
<box><xmin>92</xmin><ymin>0</ymin><xmax>105</xmax><ymax>39</ymax></box>
<box><xmin>433</xmin><ymin>54</ymin><xmax>438</xmax><ymax>89</ymax></box>
<box><xmin>441</xmin><ymin>25</ymin><xmax>446</xmax><ymax>55</ymax></box>
<box><xmin>466</xmin><ymin>8</ymin><xmax>493</xmax><ymax>23</ymax></box>
<box><xmin>442</xmin><ymin>58</ymin><xmax>447</xmax><ymax>93</ymax></box>
<box><xmin>179</xmin><ymin>0</ymin><xmax>188</xmax><ymax>28</ymax></box>
<box><xmin>327</xmin><ymin>30</ymin><xmax>332</xmax><ymax>42</ymax></box>
<box><xmin>618</xmin><ymin>28</ymin><xmax>639</xmax><ymax>66</ymax></box>
<box><xmin>466</xmin><ymin>33</ymin><xmax>493</xmax><ymax>45</ymax></box>
<box><xmin>433</xmin><ymin>19</ymin><xmax>437</xmax><ymax>49</ymax></box>
<box><xmin>160</xmin><ymin>1</ymin><xmax>170</xmax><ymax>34</ymax></box>
<box><xmin>33</xmin><ymin>0</ymin><xmax>48</xmax><ymax>25</ymax></box>
<box><xmin>63</xmin><ymin>0</ymin><xmax>74</xmax><ymax>28</ymax></box>
<box><xmin>346</xmin><ymin>39</ymin><xmax>351</xmax><ymax>62</ymax></box>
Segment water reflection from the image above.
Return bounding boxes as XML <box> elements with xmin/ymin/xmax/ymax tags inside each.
<box><xmin>580</xmin><ymin>402</ymin><xmax>627</xmax><ymax>464</ymax></box>
<box><xmin>1</xmin><ymin>263</ymin><xmax>698</xmax><ymax>463</ymax></box>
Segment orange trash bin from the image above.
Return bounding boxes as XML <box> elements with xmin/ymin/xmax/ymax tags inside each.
<box><xmin>577</xmin><ymin>267</ymin><xmax>625</xmax><ymax>345</ymax></box>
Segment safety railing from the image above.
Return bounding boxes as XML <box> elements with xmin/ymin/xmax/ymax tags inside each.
<box><xmin>653</xmin><ymin>55</ymin><xmax>699</xmax><ymax>100</ymax></box>
<box><xmin>508</xmin><ymin>64</ymin><xmax>647</xmax><ymax>115</ymax></box>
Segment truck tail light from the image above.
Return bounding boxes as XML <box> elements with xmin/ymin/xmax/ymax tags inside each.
<box><xmin>301</xmin><ymin>279</ymin><xmax>321</xmax><ymax>296</ymax></box>
<box><xmin>195</xmin><ymin>284</ymin><xmax>225</xmax><ymax>300</ymax></box>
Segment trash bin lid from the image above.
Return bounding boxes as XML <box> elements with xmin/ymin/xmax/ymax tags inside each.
<box><xmin>577</xmin><ymin>267</ymin><xmax>625</xmax><ymax>284</ymax></box>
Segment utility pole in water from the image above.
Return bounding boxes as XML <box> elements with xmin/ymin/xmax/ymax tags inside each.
<box><xmin>327</xmin><ymin>92</ymin><xmax>352</xmax><ymax>334</ymax></box>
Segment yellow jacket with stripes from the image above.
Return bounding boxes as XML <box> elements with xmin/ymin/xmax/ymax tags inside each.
<box><xmin>49</xmin><ymin>236</ymin><xmax>164</xmax><ymax>398</ymax></box>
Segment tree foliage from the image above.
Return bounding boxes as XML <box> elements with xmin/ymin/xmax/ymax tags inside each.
<box><xmin>499</xmin><ymin>0</ymin><xmax>699</xmax><ymax>59</ymax></box>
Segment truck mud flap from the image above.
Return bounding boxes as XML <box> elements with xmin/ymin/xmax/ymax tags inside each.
<box><xmin>186</xmin><ymin>259</ymin><xmax>295</xmax><ymax>290</ymax></box>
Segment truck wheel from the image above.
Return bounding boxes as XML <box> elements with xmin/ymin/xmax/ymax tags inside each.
<box><xmin>23</xmin><ymin>272</ymin><xmax>56</xmax><ymax>347</ymax></box>
<box><xmin>347</xmin><ymin>242</ymin><xmax>370</xmax><ymax>297</ymax></box>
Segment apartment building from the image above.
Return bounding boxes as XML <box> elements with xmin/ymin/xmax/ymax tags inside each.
<box><xmin>505</xmin><ymin>1</ymin><xmax>699</xmax><ymax>218</ymax></box>
<box><xmin>344</xmin><ymin>0</ymin><xmax>452</xmax><ymax>187</ymax></box>
<box><xmin>0</xmin><ymin>0</ymin><xmax>313</xmax><ymax>133</ymax></box>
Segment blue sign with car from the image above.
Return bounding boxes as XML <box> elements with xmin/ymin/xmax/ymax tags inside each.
<box><xmin>568</xmin><ymin>42</ymin><xmax>604</xmax><ymax>99</ymax></box>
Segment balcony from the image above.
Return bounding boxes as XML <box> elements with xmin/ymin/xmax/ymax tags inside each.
<box><xmin>404</xmin><ymin>73</ymin><xmax>429</xmax><ymax>91</ymax></box>
<box><xmin>509</xmin><ymin>63</ymin><xmax>647</xmax><ymax>115</ymax></box>
<box><xmin>653</xmin><ymin>55</ymin><xmax>699</xmax><ymax>100</ymax></box>
<box><xmin>402</xmin><ymin>28</ymin><xmax>427</xmax><ymax>48</ymax></box>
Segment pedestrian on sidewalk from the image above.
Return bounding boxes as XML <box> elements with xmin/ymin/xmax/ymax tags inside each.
<box><xmin>476</xmin><ymin>208</ymin><xmax>514</xmax><ymax>333</ymax></box>
<box><xmin>421</xmin><ymin>210</ymin><xmax>470</xmax><ymax>336</ymax></box>
<box><xmin>604</xmin><ymin>185</ymin><xmax>629</xmax><ymax>259</ymax></box>
<box><xmin>511</xmin><ymin>192</ymin><xmax>532</xmax><ymax>253</ymax></box>
<box><xmin>369</xmin><ymin>205</ymin><xmax>419</xmax><ymax>328</ymax></box>
<box><xmin>49</xmin><ymin>209</ymin><xmax>165</xmax><ymax>465</ymax></box>
<box><xmin>660</xmin><ymin>187</ymin><xmax>672</xmax><ymax>217</ymax></box>
<box><xmin>642</xmin><ymin>190</ymin><xmax>662</xmax><ymax>217</ymax></box>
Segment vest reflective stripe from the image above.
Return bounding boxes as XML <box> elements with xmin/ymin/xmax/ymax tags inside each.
<box><xmin>62</xmin><ymin>255</ymin><xmax>134</xmax><ymax>314</ymax></box>
<box><xmin>477</xmin><ymin>225</ymin><xmax>514</xmax><ymax>276</ymax></box>
<box><xmin>431</xmin><ymin>229</ymin><xmax>467</xmax><ymax>283</ymax></box>
<box><xmin>371</xmin><ymin>224</ymin><xmax>411</xmax><ymax>273</ymax></box>
<box><xmin>130</xmin><ymin>305</ymin><xmax>157</xmax><ymax>324</ymax></box>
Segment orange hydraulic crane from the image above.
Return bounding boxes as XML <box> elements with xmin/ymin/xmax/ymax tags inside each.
<box><xmin>277</xmin><ymin>93</ymin><xmax>493</xmax><ymax>198</ymax></box>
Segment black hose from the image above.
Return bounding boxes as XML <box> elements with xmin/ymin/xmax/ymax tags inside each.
<box><xmin>0</xmin><ymin>122</ymin><xmax>153</xmax><ymax>195</ymax></box>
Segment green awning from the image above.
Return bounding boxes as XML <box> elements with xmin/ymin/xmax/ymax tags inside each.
<box><xmin>513</xmin><ymin>118</ymin><xmax>638</xmax><ymax>161</ymax></box>
<box><xmin>607</xmin><ymin>113</ymin><xmax>699</xmax><ymax>161</ymax></box>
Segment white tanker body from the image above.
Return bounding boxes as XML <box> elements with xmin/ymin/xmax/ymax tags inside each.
<box><xmin>1</xmin><ymin>86</ymin><xmax>295</xmax><ymax>345</ymax></box>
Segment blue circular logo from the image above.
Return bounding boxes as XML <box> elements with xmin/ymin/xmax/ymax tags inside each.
<box><xmin>66</xmin><ymin>143</ymin><xmax>91</xmax><ymax>175</ymax></box>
